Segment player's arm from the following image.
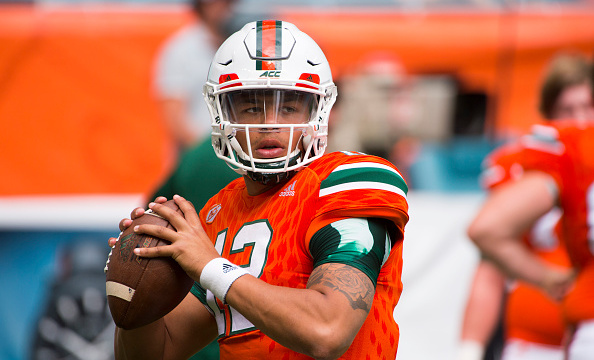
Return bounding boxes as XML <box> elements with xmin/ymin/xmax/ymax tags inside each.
<box><xmin>225</xmin><ymin>263</ymin><xmax>372</xmax><ymax>359</ymax></box>
<box><xmin>114</xmin><ymin>292</ymin><xmax>218</xmax><ymax>360</ymax></box>
<box><xmin>456</xmin><ymin>259</ymin><xmax>506</xmax><ymax>360</ymax></box>
<box><xmin>467</xmin><ymin>171</ymin><xmax>573</xmax><ymax>300</ymax></box>
<box><xmin>224</xmin><ymin>217</ymin><xmax>388</xmax><ymax>360</ymax></box>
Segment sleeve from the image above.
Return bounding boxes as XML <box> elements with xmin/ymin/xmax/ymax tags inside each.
<box><xmin>479</xmin><ymin>143</ymin><xmax>523</xmax><ymax>190</ymax></box>
<box><xmin>307</xmin><ymin>155</ymin><xmax>409</xmax><ymax>247</ymax></box>
<box><xmin>480</xmin><ymin>127</ymin><xmax>565</xmax><ymax>192</ymax></box>
<box><xmin>190</xmin><ymin>282</ymin><xmax>215</xmax><ymax>316</ymax></box>
<box><xmin>309</xmin><ymin>218</ymin><xmax>391</xmax><ymax>287</ymax></box>
<box><xmin>518</xmin><ymin>124</ymin><xmax>565</xmax><ymax>187</ymax></box>
<box><xmin>191</xmin><ymin>282</ymin><xmax>207</xmax><ymax>303</ymax></box>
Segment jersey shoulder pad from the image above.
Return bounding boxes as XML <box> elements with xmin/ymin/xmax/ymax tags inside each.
<box><xmin>480</xmin><ymin>140</ymin><xmax>541</xmax><ymax>190</ymax></box>
<box><xmin>309</xmin><ymin>151</ymin><xmax>408</xmax><ymax>198</ymax></box>
<box><xmin>306</xmin><ymin>152</ymin><xmax>409</xmax><ymax>247</ymax></box>
<box><xmin>520</xmin><ymin>124</ymin><xmax>565</xmax><ymax>156</ymax></box>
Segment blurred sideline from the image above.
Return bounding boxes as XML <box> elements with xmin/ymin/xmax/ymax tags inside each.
<box><xmin>0</xmin><ymin>195</ymin><xmax>143</xmax><ymax>360</ymax></box>
<box><xmin>396</xmin><ymin>191</ymin><xmax>483</xmax><ymax>360</ymax></box>
<box><xmin>0</xmin><ymin>195</ymin><xmax>143</xmax><ymax>230</ymax></box>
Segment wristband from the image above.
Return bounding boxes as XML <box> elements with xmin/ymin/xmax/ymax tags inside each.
<box><xmin>199</xmin><ymin>257</ymin><xmax>249</xmax><ymax>304</ymax></box>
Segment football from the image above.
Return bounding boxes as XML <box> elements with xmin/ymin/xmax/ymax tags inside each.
<box><xmin>105</xmin><ymin>200</ymin><xmax>194</xmax><ymax>330</ymax></box>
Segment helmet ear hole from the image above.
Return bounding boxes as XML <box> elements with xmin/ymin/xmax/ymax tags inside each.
<box><xmin>315</xmin><ymin>137</ymin><xmax>327</xmax><ymax>155</ymax></box>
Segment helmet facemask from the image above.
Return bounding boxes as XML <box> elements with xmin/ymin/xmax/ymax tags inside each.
<box><xmin>210</xmin><ymin>88</ymin><xmax>328</xmax><ymax>184</ymax></box>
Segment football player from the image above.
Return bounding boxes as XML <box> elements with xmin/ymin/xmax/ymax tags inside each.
<box><xmin>109</xmin><ymin>20</ymin><xmax>409</xmax><ymax>359</ymax></box>
<box><xmin>457</xmin><ymin>52</ymin><xmax>594</xmax><ymax>360</ymax></box>
<box><xmin>468</xmin><ymin>119</ymin><xmax>594</xmax><ymax>360</ymax></box>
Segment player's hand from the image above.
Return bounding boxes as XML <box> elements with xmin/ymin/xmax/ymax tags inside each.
<box><xmin>131</xmin><ymin>194</ymin><xmax>220</xmax><ymax>281</ymax></box>
<box><xmin>107</xmin><ymin>196</ymin><xmax>168</xmax><ymax>248</ymax></box>
<box><xmin>541</xmin><ymin>267</ymin><xmax>575</xmax><ymax>301</ymax></box>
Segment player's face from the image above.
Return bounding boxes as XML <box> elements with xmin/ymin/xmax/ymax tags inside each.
<box><xmin>222</xmin><ymin>89</ymin><xmax>317</xmax><ymax>159</ymax></box>
<box><xmin>552</xmin><ymin>83</ymin><xmax>594</xmax><ymax>121</ymax></box>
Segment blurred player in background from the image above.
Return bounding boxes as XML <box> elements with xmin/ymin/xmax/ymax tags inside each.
<box><xmin>109</xmin><ymin>20</ymin><xmax>409</xmax><ymax>359</ymax></box>
<box><xmin>457</xmin><ymin>52</ymin><xmax>594</xmax><ymax>360</ymax></box>
<box><xmin>468</xmin><ymin>118</ymin><xmax>594</xmax><ymax>360</ymax></box>
<box><xmin>153</xmin><ymin>0</ymin><xmax>238</xmax><ymax>151</ymax></box>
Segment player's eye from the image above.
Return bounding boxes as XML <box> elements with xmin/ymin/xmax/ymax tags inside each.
<box><xmin>281</xmin><ymin>106</ymin><xmax>297</xmax><ymax>114</ymax></box>
<box><xmin>245</xmin><ymin>106</ymin><xmax>264</xmax><ymax>114</ymax></box>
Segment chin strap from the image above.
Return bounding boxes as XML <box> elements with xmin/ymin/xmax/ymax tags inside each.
<box><xmin>247</xmin><ymin>169</ymin><xmax>297</xmax><ymax>185</ymax></box>
<box><xmin>239</xmin><ymin>152</ymin><xmax>302</xmax><ymax>185</ymax></box>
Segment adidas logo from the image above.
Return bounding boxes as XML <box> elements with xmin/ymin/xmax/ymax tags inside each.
<box><xmin>279</xmin><ymin>181</ymin><xmax>296</xmax><ymax>197</ymax></box>
<box><xmin>222</xmin><ymin>263</ymin><xmax>237</xmax><ymax>274</ymax></box>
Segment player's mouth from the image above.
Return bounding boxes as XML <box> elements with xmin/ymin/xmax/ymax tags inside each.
<box><xmin>254</xmin><ymin>139</ymin><xmax>285</xmax><ymax>158</ymax></box>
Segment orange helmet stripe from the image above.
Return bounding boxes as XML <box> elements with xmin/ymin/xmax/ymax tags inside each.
<box><xmin>256</xmin><ymin>20</ymin><xmax>282</xmax><ymax>71</ymax></box>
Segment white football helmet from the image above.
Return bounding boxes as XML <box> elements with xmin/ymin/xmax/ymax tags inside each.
<box><xmin>204</xmin><ymin>20</ymin><xmax>337</xmax><ymax>184</ymax></box>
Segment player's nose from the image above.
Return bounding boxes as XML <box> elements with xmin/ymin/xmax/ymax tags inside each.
<box><xmin>262</xmin><ymin>107</ymin><xmax>279</xmax><ymax>124</ymax></box>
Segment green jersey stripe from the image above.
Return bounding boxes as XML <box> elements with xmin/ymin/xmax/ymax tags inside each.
<box><xmin>321</xmin><ymin>168</ymin><xmax>407</xmax><ymax>194</ymax></box>
<box><xmin>321</xmin><ymin>162</ymin><xmax>408</xmax><ymax>195</ymax></box>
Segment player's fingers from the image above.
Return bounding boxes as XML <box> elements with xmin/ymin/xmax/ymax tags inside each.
<box><xmin>108</xmin><ymin>237</ymin><xmax>119</xmax><ymax>247</ymax></box>
<box><xmin>153</xmin><ymin>196</ymin><xmax>168</xmax><ymax>204</ymax></box>
<box><xmin>173</xmin><ymin>194</ymin><xmax>200</xmax><ymax>227</ymax></box>
<box><xmin>108</xmin><ymin>230</ymin><xmax>124</xmax><ymax>247</ymax></box>
<box><xmin>147</xmin><ymin>202</ymin><xmax>186</xmax><ymax>230</ymax></box>
<box><xmin>118</xmin><ymin>218</ymin><xmax>133</xmax><ymax>232</ymax></box>
<box><xmin>133</xmin><ymin>242</ymin><xmax>173</xmax><ymax>258</ymax></box>
<box><xmin>134</xmin><ymin>223</ymin><xmax>178</xmax><ymax>243</ymax></box>
<box><xmin>130</xmin><ymin>207</ymin><xmax>145</xmax><ymax>220</ymax></box>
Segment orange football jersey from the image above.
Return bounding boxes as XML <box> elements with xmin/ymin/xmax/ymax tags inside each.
<box><xmin>546</xmin><ymin>122</ymin><xmax>594</xmax><ymax>325</ymax></box>
<box><xmin>193</xmin><ymin>151</ymin><xmax>409</xmax><ymax>359</ymax></box>
<box><xmin>480</xmin><ymin>136</ymin><xmax>571</xmax><ymax>345</ymax></box>
<box><xmin>516</xmin><ymin>120</ymin><xmax>594</xmax><ymax>325</ymax></box>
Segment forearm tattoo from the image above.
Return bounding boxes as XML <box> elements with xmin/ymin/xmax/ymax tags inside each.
<box><xmin>307</xmin><ymin>263</ymin><xmax>374</xmax><ymax>312</ymax></box>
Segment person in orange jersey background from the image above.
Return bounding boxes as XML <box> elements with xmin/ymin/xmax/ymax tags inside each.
<box><xmin>457</xmin><ymin>52</ymin><xmax>594</xmax><ymax>360</ymax></box>
<box><xmin>469</xmin><ymin>118</ymin><xmax>594</xmax><ymax>360</ymax></box>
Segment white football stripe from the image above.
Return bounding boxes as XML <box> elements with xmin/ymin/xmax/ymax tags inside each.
<box><xmin>145</xmin><ymin>209</ymin><xmax>165</xmax><ymax>220</ymax></box>
<box><xmin>319</xmin><ymin>181</ymin><xmax>407</xmax><ymax>199</ymax></box>
<box><xmin>332</xmin><ymin>162</ymin><xmax>404</xmax><ymax>180</ymax></box>
<box><xmin>106</xmin><ymin>281</ymin><xmax>135</xmax><ymax>302</ymax></box>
